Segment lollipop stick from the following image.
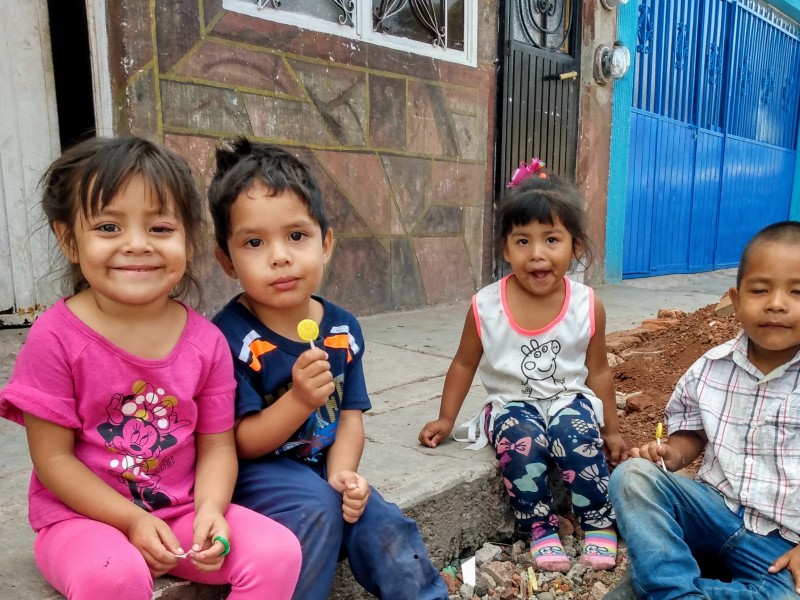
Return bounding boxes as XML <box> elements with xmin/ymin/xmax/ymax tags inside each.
<box><xmin>656</xmin><ymin>422</ymin><xmax>667</xmax><ymax>472</ymax></box>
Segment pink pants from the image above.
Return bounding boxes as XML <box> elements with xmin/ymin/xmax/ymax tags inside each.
<box><xmin>33</xmin><ymin>504</ymin><xmax>301</xmax><ymax>600</ymax></box>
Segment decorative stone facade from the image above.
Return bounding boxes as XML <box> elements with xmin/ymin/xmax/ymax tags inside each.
<box><xmin>108</xmin><ymin>0</ymin><xmax>498</xmax><ymax>315</ymax></box>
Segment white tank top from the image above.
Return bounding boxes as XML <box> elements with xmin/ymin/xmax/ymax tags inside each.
<box><xmin>458</xmin><ymin>275</ymin><xmax>604</xmax><ymax>449</ymax></box>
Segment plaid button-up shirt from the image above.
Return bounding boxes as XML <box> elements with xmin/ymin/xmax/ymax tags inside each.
<box><xmin>666</xmin><ymin>331</ymin><xmax>800</xmax><ymax>543</ymax></box>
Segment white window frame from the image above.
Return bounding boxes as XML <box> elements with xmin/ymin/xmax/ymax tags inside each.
<box><xmin>222</xmin><ymin>0</ymin><xmax>478</xmax><ymax>67</ymax></box>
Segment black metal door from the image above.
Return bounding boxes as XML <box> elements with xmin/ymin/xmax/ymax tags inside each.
<box><xmin>498</xmin><ymin>0</ymin><xmax>581</xmax><ymax>185</ymax></box>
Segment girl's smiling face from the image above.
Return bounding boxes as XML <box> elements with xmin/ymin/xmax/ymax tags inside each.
<box><xmin>503</xmin><ymin>216</ymin><xmax>577</xmax><ymax>298</ymax></box>
<box><xmin>54</xmin><ymin>174</ymin><xmax>188</xmax><ymax>310</ymax></box>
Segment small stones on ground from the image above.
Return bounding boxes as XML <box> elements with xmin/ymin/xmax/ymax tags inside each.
<box><xmin>475</xmin><ymin>543</ymin><xmax>504</xmax><ymax>564</ymax></box>
<box><xmin>443</xmin><ymin>532</ymin><xmax>629</xmax><ymax>599</ymax></box>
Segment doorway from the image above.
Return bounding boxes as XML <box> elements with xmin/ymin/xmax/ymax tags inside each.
<box><xmin>48</xmin><ymin>0</ymin><xmax>96</xmax><ymax>148</ymax></box>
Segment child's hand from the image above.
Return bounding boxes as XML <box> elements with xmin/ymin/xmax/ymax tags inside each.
<box><xmin>291</xmin><ymin>347</ymin><xmax>334</xmax><ymax>410</ymax></box>
<box><xmin>601</xmin><ymin>431</ymin><xmax>629</xmax><ymax>466</ymax></box>
<box><xmin>126</xmin><ymin>512</ymin><xmax>182</xmax><ymax>578</ymax></box>
<box><xmin>328</xmin><ymin>469</ymin><xmax>370</xmax><ymax>523</ymax></box>
<box><xmin>419</xmin><ymin>418</ymin><xmax>455</xmax><ymax>448</ymax></box>
<box><xmin>631</xmin><ymin>440</ymin><xmax>676</xmax><ymax>471</ymax></box>
<box><xmin>187</xmin><ymin>506</ymin><xmax>232</xmax><ymax>572</ymax></box>
<box><xmin>768</xmin><ymin>544</ymin><xmax>800</xmax><ymax>595</ymax></box>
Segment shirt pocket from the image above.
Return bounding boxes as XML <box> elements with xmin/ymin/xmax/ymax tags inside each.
<box><xmin>774</xmin><ymin>393</ymin><xmax>800</xmax><ymax>508</ymax></box>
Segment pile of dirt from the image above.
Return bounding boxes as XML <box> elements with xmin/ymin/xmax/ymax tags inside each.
<box><xmin>612</xmin><ymin>304</ymin><xmax>740</xmax><ymax>455</ymax></box>
<box><xmin>443</xmin><ymin>303</ymin><xmax>742</xmax><ymax>599</ymax></box>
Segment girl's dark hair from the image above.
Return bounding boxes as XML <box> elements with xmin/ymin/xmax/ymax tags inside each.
<box><xmin>737</xmin><ymin>220</ymin><xmax>800</xmax><ymax>288</ymax></box>
<box><xmin>40</xmin><ymin>136</ymin><xmax>205</xmax><ymax>301</ymax></box>
<box><xmin>208</xmin><ymin>137</ymin><xmax>329</xmax><ymax>255</ymax></box>
<box><xmin>496</xmin><ymin>173</ymin><xmax>593</xmax><ymax>267</ymax></box>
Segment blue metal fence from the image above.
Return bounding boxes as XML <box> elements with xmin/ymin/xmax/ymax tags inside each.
<box><xmin>624</xmin><ymin>0</ymin><xmax>800</xmax><ymax>277</ymax></box>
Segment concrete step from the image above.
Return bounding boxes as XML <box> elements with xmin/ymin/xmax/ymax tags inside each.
<box><xmin>0</xmin><ymin>270</ymin><xmax>736</xmax><ymax>599</ymax></box>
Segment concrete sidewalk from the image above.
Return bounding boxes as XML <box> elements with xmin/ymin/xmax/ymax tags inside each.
<box><xmin>0</xmin><ymin>270</ymin><xmax>735</xmax><ymax>599</ymax></box>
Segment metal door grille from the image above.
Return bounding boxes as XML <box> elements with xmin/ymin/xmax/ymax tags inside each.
<box><xmin>498</xmin><ymin>0</ymin><xmax>581</xmax><ymax>185</ymax></box>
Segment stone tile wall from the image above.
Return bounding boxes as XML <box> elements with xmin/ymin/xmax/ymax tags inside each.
<box><xmin>109</xmin><ymin>0</ymin><xmax>498</xmax><ymax>316</ymax></box>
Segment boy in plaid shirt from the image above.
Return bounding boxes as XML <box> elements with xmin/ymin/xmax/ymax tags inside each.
<box><xmin>607</xmin><ymin>221</ymin><xmax>800</xmax><ymax>600</ymax></box>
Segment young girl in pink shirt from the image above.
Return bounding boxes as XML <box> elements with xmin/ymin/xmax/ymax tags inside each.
<box><xmin>0</xmin><ymin>136</ymin><xmax>301</xmax><ymax>600</ymax></box>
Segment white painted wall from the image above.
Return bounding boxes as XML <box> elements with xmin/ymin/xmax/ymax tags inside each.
<box><xmin>0</xmin><ymin>0</ymin><xmax>61</xmax><ymax>325</ymax></box>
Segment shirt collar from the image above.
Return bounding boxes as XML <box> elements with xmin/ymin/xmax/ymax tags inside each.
<box><xmin>711</xmin><ymin>330</ymin><xmax>800</xmax><ymax>384</ymax></box>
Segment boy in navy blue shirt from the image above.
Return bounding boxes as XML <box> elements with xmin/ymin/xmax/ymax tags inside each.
<box><xmin>209</xmin><ymin>138</ymin><xmax>447</xmax><ymax>600</ymax></box>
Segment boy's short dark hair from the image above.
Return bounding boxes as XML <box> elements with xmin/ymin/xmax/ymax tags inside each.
<box><xmin>208</xmin><ymin>138</ymin><xmax>330</xmax><ymax>254</ymax></box>
<box><xmin>737</xmin><ymin>221</ymin><xmax>800</xmax><ymax>288</ymax></box>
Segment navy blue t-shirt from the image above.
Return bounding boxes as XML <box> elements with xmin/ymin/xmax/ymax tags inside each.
<box><xmin>212</xmin><ymin>295</ymin><xmax>371</xmax><ymax>463</ymax></box>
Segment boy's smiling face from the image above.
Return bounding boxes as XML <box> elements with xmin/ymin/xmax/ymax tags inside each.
<box><xmin>216</xmin><ymin>179</ymin><xmax>332</xmax><ymax>329</ymax></box>
<box><xmin>729</xmin><ymin>240</ymin><xmax>800</xmax><ymax>374</ymax></box>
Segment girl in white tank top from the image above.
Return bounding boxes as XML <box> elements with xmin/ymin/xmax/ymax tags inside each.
<box><xmin>419</xmin><ymin>162</ymin><xmax>628</xmax><ymax>573</ymax></box>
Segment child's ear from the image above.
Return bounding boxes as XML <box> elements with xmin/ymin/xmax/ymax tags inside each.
<box><xmin>573</xmin><ymin>240</ymin><xmax>584</xmax><ymax>260</ymax></box>
<box><xmin>214</xmin><ymin>247</ymin><xmax>238</xmax><ymax>279</ymax></box>
<box><xmin>322</xmin><ymin>228</ymin><xmax>333</xmax><ymax>265</ymax></box>
<box><xmin>52</xmin><ymin>221</ymin><xmax>78</xmax><ymax>263</ymax></box>
<box><xmin>728</xmin><ymin>286</ymin><xmax>739</xmax><ymax>320</ymax></box>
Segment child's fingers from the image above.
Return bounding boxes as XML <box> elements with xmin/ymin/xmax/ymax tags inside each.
<box><xmin>768</xmin><ymin>555</ymin><xmax>789</xmax><ymax>573</ymax></box>
<box><xmin>296</xmin><ymin>348</ymin><xmax>329</xmax><ymax>368</ymax></box>
<box><xmin>342</xmin><ymin>503</ymin><xmax>366</xmax><ymax>523</ymax></box>
<box><xmin>142</xmin><ymin>545</ymin><xmax>179</xmax><ymax>575</ymax></box>
<box><xmin>768</xmin><ymin>550</ymin><xmax>800</xmax><ymax>594</ymax></box>
<box><xmin>419</xmin><ymin>423</ymin><xmax>449</xmax><ymax>447</ymax></box>
<box><xmin>345</xmin><ymin>482</ymin><xmax>370</xmax><ymax>502</ymax></box>
<box><xmin>153</xmin><ymin>520</ymin><xmax>184</xmax><ymax>558</ymax></box>
<box><xmin>418</xmin><ymin>426</ymin><xmax>435</xmax><ymax>446</ymax></box>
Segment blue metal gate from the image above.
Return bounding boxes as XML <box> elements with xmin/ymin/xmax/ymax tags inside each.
<box><xmin>623</xmin><ymin>0</ymin><xmax>800</xmax><ymax>277</ymax></box>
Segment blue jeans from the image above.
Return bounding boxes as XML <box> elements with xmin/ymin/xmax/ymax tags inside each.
<box><xmin>234</xmin><ymin>455</ymin><xmax>448</xmax><ymax>600</ymax></box>
<box><xmin>609</xmin><ymin>459</ymin><xmax>797</xmax><ymax>599</ymax></box>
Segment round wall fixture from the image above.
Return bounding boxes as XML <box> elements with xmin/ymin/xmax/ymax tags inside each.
<box><xmin>600</xmin><ymin>0</ymin><xmax>629</xmax><ymax>9</ymax></box>
<box><xmin>593</xmin><ymin>42</ymin><xmax>631</xmax><ymax>84</ymax></box>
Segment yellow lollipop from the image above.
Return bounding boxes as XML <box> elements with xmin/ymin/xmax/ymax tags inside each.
<box><xmin>297</xmin><ymin>319</ymin><xmax>320</xmax><ymax>348</ymax></box>
<box><xmin>655</xmin><ymin>422</ymin><xmax>667</xmax><ymax>472</ymax></box>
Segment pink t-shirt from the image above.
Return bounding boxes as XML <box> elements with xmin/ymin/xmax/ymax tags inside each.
<box><xmin>0</xmin><ymin>299</ymin><xmax>236</xmax><ymax>532</ymax></box>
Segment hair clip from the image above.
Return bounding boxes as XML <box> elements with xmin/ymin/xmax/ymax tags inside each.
<box><xmin>506</xmin><ymin>158</ymin><xmax>546</xmax><ymax>188</ymax></box>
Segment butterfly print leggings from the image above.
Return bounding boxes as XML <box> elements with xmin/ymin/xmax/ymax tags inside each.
<box><xmin>487</xmin><ymin>397</ymin><xmax>615</xmax><ymax>541</ymax></box>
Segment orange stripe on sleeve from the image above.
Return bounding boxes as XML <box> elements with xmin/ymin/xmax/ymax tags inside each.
<box><xmin>248</xmin><ymin>339</ymin><xmax>277</xmax><ymax>372</ymax></box>
<box><xmin>323</xmin><ymin>334</ymin><xmax>353</xmax><ymax>362</ymax></box>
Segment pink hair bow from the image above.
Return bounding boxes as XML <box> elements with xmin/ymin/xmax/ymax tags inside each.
<box><xmin>506</xmin><ymin>158</ymin><xmax>546</xmax><ymax>188</ymax></box>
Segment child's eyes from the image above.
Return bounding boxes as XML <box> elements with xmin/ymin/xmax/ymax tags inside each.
<box><xmin>96</xmin><ymin>223</ymin><xmax>119</xmax><ymax>233</ymax></box>
<box><xmin>151</xmin><ymin>226</ymin><xmax>175</xmax><ymax>234</ymax></box>
<box><xmin>246</xmin><ymin>239</ymin><xmax>263</xmax><ymax>248</ymax></box>
<box><xmin>289</xmin><ymin>231</ymin><xmax>306</xmax><ymax>242</ymax></box>
<box><xmin>546</xmin><ymin>236</ymin><xmax>560</xmax><ymax>244</ymax></box>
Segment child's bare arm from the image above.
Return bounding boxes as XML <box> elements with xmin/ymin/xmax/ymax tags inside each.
<box><xmin>235</xmin><ymin>347</ymin><xmax>334</xmax><ymax>459</ymax></box>
<box><xmin>327</xmin><ymin>409</ymin><xmax>365</xmax><ymax>475</ymax></box>
<box><xmin>584</xmin><ymin>297</ymin><xmax>628</xmax><ymax>465</ymax></box>
<box><xmin>326</xmin><ymin>409</ymin><xmax>370</xmax><ymax>523</ymax></box>
<box><xmin>190</xmin><ymin>430</ymin><xmax>237</xmax><ymax>571</ymax></box>
<box><xmin>419</xmin><ymin>307</ymin><xmax>483</xmax><ymax>448</ymax></box>
<box><xmin>23</xmin><ymin>413</ymin><xmax>182</xmax><ymax>576</ymax></box>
